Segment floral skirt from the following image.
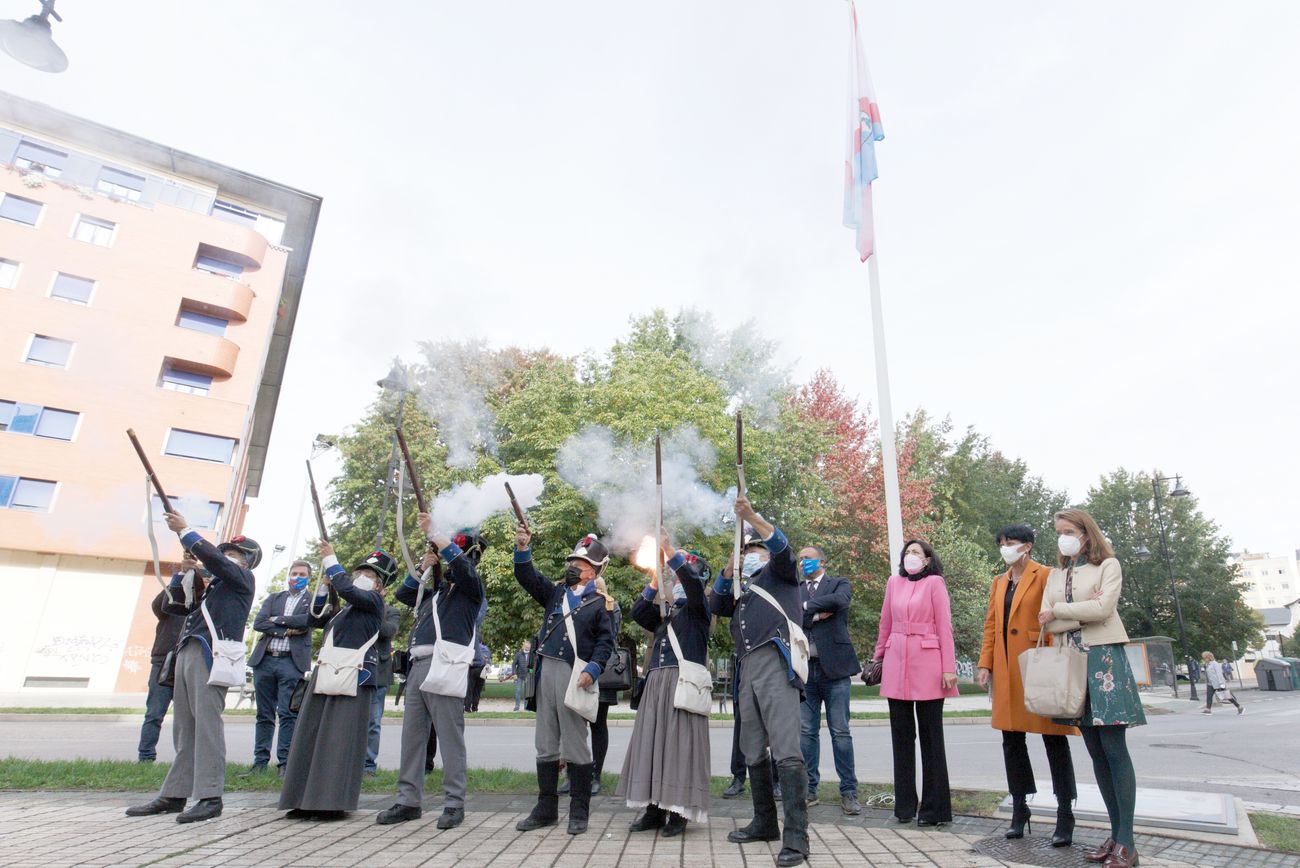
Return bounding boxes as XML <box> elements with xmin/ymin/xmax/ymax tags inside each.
<box><xmin>1053</xmin><ymin>642</ymin><xmax>1147</xmax><ymax>728</ymax></box>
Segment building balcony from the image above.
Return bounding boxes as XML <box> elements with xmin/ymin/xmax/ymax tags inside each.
<box><xmin>162</xmin><ymin>330</ymin><xmax>239</xmax><ymax>379</ymax></box>
<box><xmin>197</xmin><ymin>220</ymin><xmax>268</xmax><ymax>271</ymax></box>
<box><xmin>179</xmin><ymin>279</ymin><xmax>254</xmax><ymax>323</ymax></box>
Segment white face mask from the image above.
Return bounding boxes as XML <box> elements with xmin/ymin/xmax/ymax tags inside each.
<box><xmin>352</xmin><ymin>574</ymin><xmax>377</xmax><ymax>592</ymax></box>
<box><xmin>1000</xmin><ymin>544</ymin><xmax>1025</xmax><ymax>566</ymax></box>
<box><xmin>1057</xmin><ymin>535</ymin><xmax>1083</xmax><ymax>558</ymax></box>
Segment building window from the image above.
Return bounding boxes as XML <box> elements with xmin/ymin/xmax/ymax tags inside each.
<box><xmin>211</xmin><ymin>199</ymin><xmax>259</xmax><ymax>228</ymax></box>
<box><xmin>176</xmin><ymin>309</ymin><xmax>229</xmax><ymax>336</ymax></box>
<box><xmin>0</xmin><ymin>476</ymin><xmax>58</xmax><ymax>511</ymax></box>
<box><xmin>73</xmin><ymin>216</ymin><xmax>116</xmax><ymax>247</ymax></box>
<box><xmin>25</xmin><ymin>335</ymin><xmax>74</xmax><ymax>368</ymax></box>
<box><xmin>0</xmin><ymin>401</ymin><xmax>78</xmax><ymax>440</ymax></box>
<box><xmin>13</xmin><ymin>141</ymin><xmax>67</xmax><ymax>177</ymax></box>
<box><xmin>194</xmin><ymin>253</ymin><xmax>244</xmax><ymax>279</ymax></box>
<box><xmin>96</xmin><ymin>166</ymin><xmax>146</xmax><ymax>201</ymax></box>
<box><xmin>50</xmin><ymin>273</ymin><xmax>95</xmax><ymax>304</ymax></box>
<box><xmin>159</xmin><ymin>365</ymin><xmax>213</xmax><ymax>396</ymax></box>
<box><xmin>0</xmin><ymin>194</ymin><xmax>42</xmax><ymax>226</ymax></box>
<box><xmin>150</xmin><ymin>495</ymin><xmax>221</xmax><ymax>529</ymax></box>
<box><xmin>164</xmin><ymin>428</ymin><xmax>237</xmax><ymax>464</ymax></box>
<box><xmin>0</xmin><ymin>258</ymin><xmax>17</xmax><ymax>288</ymax></box>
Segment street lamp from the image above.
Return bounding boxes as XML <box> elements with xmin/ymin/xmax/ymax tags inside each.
<box><xmin>1135</xmin><ymin>473</ymin><xmax>1197</xmax><ymax>701</ymax></box>
<box><xmin>374</xmin><ymin>362</ymin><xmax>409</xmax><ymax>550</ymax></box>
<box><xmin>0</xmin><ymin>1</ymin><xmax>68</xmax><ymax>72</ymax></box>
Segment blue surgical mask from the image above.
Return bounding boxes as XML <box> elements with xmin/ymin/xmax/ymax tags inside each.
<box><xmin>741</xmin><ymin>553</ymin><xmax>764</xmax><ymax>577</ymax></box>
<box><xmin>800</xmin><ymin>558</ymin><xmax>821</xmax><ymax>578</ymax></box>
<box><xmin>288</xmin><ymin>575</ymin><xmax>308</xmax><ymax>592</ymax></box>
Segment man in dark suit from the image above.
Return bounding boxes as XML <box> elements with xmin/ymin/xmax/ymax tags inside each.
<box><xmin>247</xmin><ymin>560</ymin><xmax>315</xmax><ymax>774</ymax></box>
<box><xmin>798</xmin><ymin>545</ymin><xmax>861</xmax><ymax>815</ymax></box>
<box><xmin>136</xmin><ymin>558</ymin><xmax>188</xmax><ymax>762</ymax></box>
<box><xmin>365</xmin><ymin>601</ymin><xmax>402</xmax><ymax>776</ymax></box>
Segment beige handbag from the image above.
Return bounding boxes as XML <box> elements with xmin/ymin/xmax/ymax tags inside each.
<box><xmin>1019</xmin><ymin>566</ymin><xmax>1088</xmax><ymax>719</ymax></box>
<box><xmin>561</xmin><ymin>594</ymin><xmax>600</xmax><ymax>723</ymax></box>
<box><xmin>666</xmin><ymin>623</ymin><xmax>713</xmax><ymax>716</ymax></box>
<box><xmin>419</xmin><ymin>591</ymin><xmax>477</xmax><ymax>698</ymax></box>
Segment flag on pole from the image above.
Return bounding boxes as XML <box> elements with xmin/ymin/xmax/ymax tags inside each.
<box><xmin>843</xmin><ymin>0</ymin><xmax>885</xmax><ymax>262</ymax></box>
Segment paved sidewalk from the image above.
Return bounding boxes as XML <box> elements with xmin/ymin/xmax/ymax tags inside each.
<box><xmin>0</xmin><ymin>792</ymin><xmax>1285</xmax><ymax>868</ymax></box>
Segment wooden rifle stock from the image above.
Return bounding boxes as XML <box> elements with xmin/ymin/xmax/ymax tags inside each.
<box><xmin>126</xmin><ymin>428</ymin><xmax>173</xmax><ymax>513</ymax></box>
<box><xmin>396</xmin><ymin>427</ymin><xmax>427</xmax><ymax>514</ymax></box>
<box><xmin>655</xmin><ymin>433</ymin><xmax>667</xmax><ymax>616</ymax></box>
<box><xmin>504</xmin><ymin>481</ymin><xmax>529</xmax><ymax>531</ymax></box>
<box><xmin>732</xmin><ymin>412</ymin><xmax>745</xmax><ymax>600</ymax></box>
<box><xmin>306</xmin><ymin>459</ymin><xmax>330</xmax><ymax>544</ymax></box>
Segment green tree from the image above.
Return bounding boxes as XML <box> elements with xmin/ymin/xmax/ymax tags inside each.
<box><xmin>1081</xmin><ymin>469</ymin><xmax>1263</xmax><ymax>658</ymax></box>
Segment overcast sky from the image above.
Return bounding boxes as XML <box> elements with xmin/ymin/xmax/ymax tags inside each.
<box><xmin>8</xmin><ymin>1</ymin><xmax>1298</xmax><ymax>583</ymax></box>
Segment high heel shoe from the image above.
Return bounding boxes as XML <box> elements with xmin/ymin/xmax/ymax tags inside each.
<box><xmin>1051</xmin><ymin>806</ymin><xmax>1075</xmax><ymax>847</ymax></box>
<box><xmin>1005</xmin><ymin>798</ymin><xmax>1031</xmax><ymax>839</ymax></box>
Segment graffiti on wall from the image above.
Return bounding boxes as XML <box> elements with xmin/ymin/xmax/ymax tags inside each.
<box><xmin>34</xmin><ymin>634</ymin><xmax>121</xmax><ymax>667</ymax></box>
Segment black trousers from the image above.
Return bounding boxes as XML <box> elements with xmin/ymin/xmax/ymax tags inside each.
<box><xmin>888</xmin><ymin>698</ymin><xmax>951</xmax><ymax>823</ymax></box>
<box><xmin>592</xmin><ymin>701</ymin><xmax>611</xmax><ymax>775</ymax></box>
<box><xmin>1002</xmin><ymin>730</ymin><xmax>1076</xmax><ymax>801</ymax></box>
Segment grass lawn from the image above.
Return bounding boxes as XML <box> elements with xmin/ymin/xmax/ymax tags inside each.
<box><xmin>0</xmin><ymin>758</ymin><xmax>1003</xmax><ymax>819</ymax></box>
<box><xmin>1250</xmin><ymin>813</ymin><xmax>1300</xmax><ymax>854</ymax></box>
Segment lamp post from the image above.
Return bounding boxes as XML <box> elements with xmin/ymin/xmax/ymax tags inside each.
<box><xmin>1135</xmin><ymin>473</ymin><xmax>1197</xmax><ymax>701</ymax></box>
<box><xmin>0</xmin><ymin>1</ymin><xmax>68</xmax><ymax>72</ymax></box>
<box><xmin>375</xmin><ymin>363</ymin><xmax>409</xmax><ymax>551</ymax></box>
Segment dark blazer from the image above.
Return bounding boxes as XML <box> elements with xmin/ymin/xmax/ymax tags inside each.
<box><xmin>373</xmin><ymin>604</ymin><xmax>402</xmax><ymax>688</ymax></box>
<box><xmin>249</xmin><ymin>589</ymin><xmax>313</xmax><ymax>672</ymax></box>
<box><xmin>513</xmin><ymin>650</ymin><xmax>530</xmax><ymax>678</ymax></box>
<box><xmin>801</xmin><ymin>573</ymin><xmax>860</xmax><ymax>681</ymax></box>
<box><xmin>310</xmin><ymin>561</ymin><xmax>384</xmax><ymax>686</ymax></box>
<box><xmin>711</xmin><ymin>527</ymin><xmax>802</xmax><ymax>688</ymax></box>
<box><xmin>514</xmin><ymin>549</ymin><xmax>614</xmax><ymax>681</ymax></box>
<box><xmin>149</xmin><ymin>590</ymin><xmax>184</xmax><ymax>664</ymax></box>
<box><xmin>395</xmin><ymin>541</ymin><xmax>484</xmax><ymax>648</ymax></box>
<box><xmin>164</xmin><ymin>532</ymin><xmax>255</xmax><ymax>656</ymax></box>
<box><xmin>631</xmin><ymin>554</ymin><xmax>711</xmax><ymax>671</ymax></box>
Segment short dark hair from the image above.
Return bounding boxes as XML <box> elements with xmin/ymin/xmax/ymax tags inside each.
<box><xmin>289</xmin><ymin>559</ymin><xmax>313</xmax><ymax>575</ymax></box>
<box><xmin>800</xmin><ymin>544</ymin><xmax>826</xmax><ymax>560</ymax></box>
<box><xmin>996</xmin><ymin>525</ymin><xmax>1035</xmax><ymax>546</ymax></box>
<box><xmin>898</xmin><ymin>539</ymin><xmax>943</xmax><ymax>579</ymax></box>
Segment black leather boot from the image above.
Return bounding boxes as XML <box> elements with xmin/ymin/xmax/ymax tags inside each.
<box><xmin>776</xmin><ymin>758</ymin><xmax>810</xmax><ymax>866</ymax></box>
<box><xmin>566</xmin><ymin>763</ymin><xmax>593</xmax><ymax>835</ymax></box>
<box><xmin>727</xmin><ymin>762</ymin><xmax>781</xmax><ymax>843</ymax></box>
<box><xmin>661</xmin><ymin>812</ymin><xmax>688</xmax><ymax>837</ymax></box>
<box><xmin>722</xmin><ymin>775</ymin><xmax>746</xmax><ymax>799</ymax></box>
<box><xmin>516</xmin><ymin>760</ymin><xmax>561</xmax><ymax>831</ymax></box>
<box><xmin>630</xmin><ymin>804</ymin><xmax>665</xmax><ymax>832</ymax></box>
<box><xmin>1005</xmin><ymin>796</ymin><xmax>1031</xmax><ymax>839</ymax></box>
<box><xmin>1051</xmin><ymin>803</ymin><xmax>1074</xmax><ymax>847</ymax></box>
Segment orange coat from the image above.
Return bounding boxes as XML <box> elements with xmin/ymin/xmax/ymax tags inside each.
<box><xmin>977</xmin><ymin>560</ymin><xmax>1078</xmax><ymax>736</ymax></box>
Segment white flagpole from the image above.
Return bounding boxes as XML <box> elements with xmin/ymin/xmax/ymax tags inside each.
<box><xmin>867</xmin><ymin>252</ymin><xmax>905</xmax><ymax>566</ymax></box>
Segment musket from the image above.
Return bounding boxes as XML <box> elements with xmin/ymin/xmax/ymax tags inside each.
<box><xmin>504</xmin><ymin>480</ymin><xmax>529</xmax><ymax>532</ymax></box>
<box><xmin>306</xmin><ymin>458</ymin><xmax>330</xmax><ymax>544</ymax></box>
<box><xmin>732</xmin><ymin>412</ymin><xmax>745</xmax><ymax>600</ymax></box>
<box><xmin>655</xmin><ymin>432</ymin><xmax>667</xmax><ymax>617</ymax></box>
<box><xmin>396</xmin><ymin>427</ymin><xmax>428</xmax><ymax>514</ymax></box>
<box><xmin>126</xmin><ymin>428</ymin><xmax>173</xmax><ymax>513</ymax></box>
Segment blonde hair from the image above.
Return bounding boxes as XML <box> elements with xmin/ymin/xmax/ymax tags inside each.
<box><xmin>1054</xmin><ymin>508</ymin><xmax>1114</xmax><ymax>568</ymax></box>
<box><xmin>593</xmin><ymin>577</ymin><xmax>616</xmax><ymax>612</ymax></box>
<box><xmin>1201</xmin><ymin>651</ymin><xmax>1215</xmax><ymax>662</ymax></box>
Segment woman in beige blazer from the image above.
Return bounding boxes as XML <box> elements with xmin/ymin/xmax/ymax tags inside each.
<box><xmin>1039</xmin><ymin>509</ymin><xmax>1145</xmax><ymax>868</ymax></box>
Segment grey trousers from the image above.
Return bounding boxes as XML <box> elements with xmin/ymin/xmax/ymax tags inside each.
<box><xmin>160</xmin><ymin>641</ymin><xmax>229</xmax><ymax>800</ymax></box>
<box><xmin>535</xmin><ymin>656</ymin><xmax>591</xmax><ymax>765</ymax></box>
<box><xmin>397</xmin><ymin>656</ymin><xmax>468</xmax><ymax>809</ymax></box>
<box><xmin>737</xmin><ymin>643</ymin><xmax>803</xmax><ymax>765</ymax></box>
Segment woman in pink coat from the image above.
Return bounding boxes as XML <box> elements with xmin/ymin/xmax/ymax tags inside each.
<box><xmin>870</xmin><ymin>539</ymin><xmax>959</xmax><ymax>826</ymax></box>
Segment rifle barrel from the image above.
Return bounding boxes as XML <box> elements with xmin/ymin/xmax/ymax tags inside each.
<box><xmin>504</xmin><ymin>481</ymin><xmax>529</xmax><ymax>530</ymax></box>
<box><xmin>306</xmin><ymin>459</ymin><xmax>330</xmax><ymax>544</ymax></box>
<box><xmin>396</xmin><ymin>428</ymin><xmax>427</xmax><ymax>514</ymax></box>
<box><xmin>126</xmin><ymin>428</ymin><xmax>173</xmax><ymax>512</ymax></box>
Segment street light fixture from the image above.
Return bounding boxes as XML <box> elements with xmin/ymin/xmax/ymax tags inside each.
<box><xmin>1142</xmin><ymin>473</ymin><xmax>1198</xmax><ymax>701</ymax></box>
<box><xmin>0</xmin><ymin>1</ymin><xmax>67</xmax><ymax>73</ymax></box>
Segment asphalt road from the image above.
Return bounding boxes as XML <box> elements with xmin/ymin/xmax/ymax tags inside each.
<box><xmin>5</xmin><ymin>689</ymin><xmax>1297</xmax><ymax>807</ymax></box>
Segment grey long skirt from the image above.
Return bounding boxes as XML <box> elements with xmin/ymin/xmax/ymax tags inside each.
<box><xmin>615</xmin><ymin>665</ymin><xmax>711</xmax><ymax>823</ymax></box>
<box><xmin>278</xmin><ymin>670</ymin><xmax>372</xmax><ymax>812</ymax></box>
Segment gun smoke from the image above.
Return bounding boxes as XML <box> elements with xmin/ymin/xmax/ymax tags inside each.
<box><xmin>431</xmin><ymin>472</ymin><xmax>544</xmax><ymax>532</ymax></box>
<box><xmin>675</xmin><ymin>309</ymin><xmax>791</xmax><ymax>424</ymax></box>
<box><xmin>410</xmin><ymin>341</ymin><xmax>510</xmax><ymax>469</ymax></box>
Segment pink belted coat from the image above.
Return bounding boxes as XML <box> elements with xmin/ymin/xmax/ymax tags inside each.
<box><xmin>872</xmin><ymin>574</ymin><xmax>960</xmax><ymax>701</ymax></box>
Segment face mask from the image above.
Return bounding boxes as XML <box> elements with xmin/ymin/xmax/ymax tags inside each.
<box><xmin>563</xmin><ymin>565</ymin><xmax>584</xmax><ymax>587</ymax></box>
<box><xmin>226</xmin><ymin>553</ymin><xmax>245</xmax><ymax>567</ymax></box>
<box><xmin>288</xmin><ymin>575</ymin><xmax>309</xmax><ymax>592</ymax></box>
<box><xmin>999</xmin><ymin>545</ymin><xmax>1024</xmax><ymax>566</ymax></box>
<box><xmin>1058</xmin><ymin>535</ymin><xmax>1083</xmax><ymax>557</ymax></box>
<box><xmin>741</xmin><ymin>553</ymin><xmax>764</xmax><ymax>577</ymax></box>
<box><xmin>800</xmin><ymin>558</ymin><xmax>821</xmax><ymax>578</ymax></box>
<box><xmin>671</xmin><ymin>583</ymin><xmax>687</xmax><ymax>604</ymax></box>
<box><xmin>352</xmin><ymin>574</ymin><xmax>376</xmax><ymax>592</ymax></box>
<box><xmin>903</xmin><ymin>554</ymin><xmax>925</xmax><ymax>575</ymax></box>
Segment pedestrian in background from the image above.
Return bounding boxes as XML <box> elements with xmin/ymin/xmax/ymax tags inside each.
<box><xmin>1202</xmin><ymin>652</ymin><xmax>1243</xmax><ymax>715</ymax></box>
<box><xmin>513</xmin><ymin>640</ymin><xmax>532</xmax><ymax>712</ymax></box>
<box><xmin>136</xmin><ymin>563</ymin><xmax>187</xmax><ymax>763</ymax></box>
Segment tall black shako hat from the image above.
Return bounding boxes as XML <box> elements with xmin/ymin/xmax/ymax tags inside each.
<box><xmin>741</xmin><ymin>528</ymin><xmax>766</xmax><ymax>553</ymax></box>
<box><xmin>452</xmin><ymin>528</ymin><xmax>487</xmax><ymax>565</ymax></box>
<box><xmin>218</xmin><ymin>535</ymin><xmax>262</xmax><ymax>570</ymax></box>
<box><xmin>352</xmin><ymin>549</ymin><xmax>399</xmax><ymax>586</ymax></box>
<box><xmin>566</xmin><ymin>533</ymin><xmax>609</xmax><ymax>574</ymax></box>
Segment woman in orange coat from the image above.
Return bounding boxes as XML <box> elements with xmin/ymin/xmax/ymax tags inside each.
<box><xmin>976</xmin><ymin>525</ymin><xmax>1078</xmax><ymax>847</ymax></box>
